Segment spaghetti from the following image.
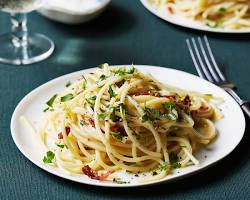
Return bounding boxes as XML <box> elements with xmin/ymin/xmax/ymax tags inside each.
<box><xmin>150</xmin><ymin>0</ymin><xmax>250</xmax><ymax>29</ymax></box>
<box><xmin>37</xmin><ymin>64</ymin><xmax>222</xmax><ymax>183</ymax></box>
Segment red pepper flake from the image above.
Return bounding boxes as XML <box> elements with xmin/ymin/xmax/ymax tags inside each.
<box><xmin>58</xmin><ymin>126</ymin><xmax>70</xmax><ymax>139</ymax></box>
<box><xmin>82</xmin><ymin>165</ymin><xmax>113</xmax><ymax>181</ymax></box>
<box><xmin>110</xmin><ymin>124</ymin><xmax>127</xmax><ymax>136</ymax></box>
<box><xmin>89</xmin><ymin>118</ymin><xmax>95</xmax><ymax>128</ymax></box>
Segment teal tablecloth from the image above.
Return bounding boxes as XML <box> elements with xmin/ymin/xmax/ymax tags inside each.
<box><xmin>0</xmin><ymin>1</ymin><xmax>250</xmax><ymax>199</ymax></box>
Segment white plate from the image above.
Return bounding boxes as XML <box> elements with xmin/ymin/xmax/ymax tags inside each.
<box><xmin>140</xmin><ymin>0</ymin><xmax>250</xmax><ymax>33</ymax></box>
<box><xmin>11</xmin><ymin>65</ymin><xmax>245</xmax><ymax>187</ymax></box>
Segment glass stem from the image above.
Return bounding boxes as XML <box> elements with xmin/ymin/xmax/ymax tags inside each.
<box><xmin>11</xmin><ymin>13</ymin><xmax>28</xmax><ymax>48</ymax></box>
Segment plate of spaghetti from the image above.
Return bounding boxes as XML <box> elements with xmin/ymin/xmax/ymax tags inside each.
<box><xmin>11</xmin><ymin>64</ymin><xmax>245</xmax><ymax>187</ymax></box>
<box><xmin>141</xmin><ymin>0</ymin><xmax>250</xmax><ymax>33</ymax></box>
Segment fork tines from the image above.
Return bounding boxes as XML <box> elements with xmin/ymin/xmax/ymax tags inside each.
<box><xmin>186</xmin><ymin>36</ymin><xmax>232</xmax><ymax>87</ymax></box>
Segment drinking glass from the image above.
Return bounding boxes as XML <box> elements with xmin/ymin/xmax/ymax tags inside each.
<box><xmin>0</xmin><ymin>0</ymin><xmax>54</xmax><ymax>65</ymax></box>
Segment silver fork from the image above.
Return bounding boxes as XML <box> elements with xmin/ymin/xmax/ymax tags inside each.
<box><xmin>186</xmin><ymin>35</ymin><xmax>250</xmax><ymax>117</ymax></box>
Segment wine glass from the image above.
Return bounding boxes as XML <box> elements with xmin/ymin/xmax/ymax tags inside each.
<box><xmin>0</xmin><ymin>0</ymin><xmax>54</xmax><ymax>65</ymax></box>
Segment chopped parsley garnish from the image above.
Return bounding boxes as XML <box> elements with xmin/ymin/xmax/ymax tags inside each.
<box><xmin>89</xmin><ymin>95</ymin><xmax>97</xmax><ymax>100</ymax></box>
<box><xmin>108</xmin><ymin>105</ymin><xmax>115</xmax><ymax>114</ymax></box>
<box><xmin>148</xmin><ymin>108</ymin><xmax>160</xmax><ymax>120</ymax></box>
<box><xmin>141</xmin><ymin>107</ymin><xmax>160</xmax><ymax>122</ymax></box>
<box><xmin>107</xmin><ymin>105</ymin><xmax>121</xmax><ymax>122</ymax></box>
<box><xmin>61</xmin><ymin>93</ymin><xmax>74</xmax><ymax>102</ymax></box>
<box><xmin>43</xmin><ymin>107</ymin><xmax>50</xmax><ymax>112</ymax></box>
<box><xmin>108</xmin><ymin>86</ymin><xmax>117</xmax><ymax>98</ymax></box>
<box><xmin>56</xmin><ymin>144</ymin><xmax>65</xmax><ymax>148</ymax></box>
<box><xmin>98</xmin><ymin>113</ymin><xmax>107</xmax><ymax>120</ymax></box>
<box><xmin>169</xmin><ymin>152</ymin><xmax>181</xmax><ymax>169</ymax></box>
<box><xmin>43</xmin><ymin>151</ymin><xmax>55</xmax><ymax>164</ymax></box>
<box><xmin>205</xmin><ymin>20</ymin><xmax>223</xmax><ymax>28</ymax></box>
<box><xmin>113</xmin><ymin>178</ymin><xmax>128</xmax><ymax>184</ymax></box>
<box><xmin>114</xmin><ymin>68</ymin><xmax>126</xmax><ymax>76</ymax></box>
<box><xmin>111</xmin><ymin>115</ymin><xmax>121</xmax><ymax>122</ymax></box>
<box><xmin>128</xmin><ymin>66</ymin><xmax>136</xmax><ymax>74</ymax></box>
<box><xmin>218</xmin><ymin>7</ymin><xmax>226</xmax><ymax>13</ymax></box>
<box><xmin>141</xmin><ymin>113</ymin><xmax>149</xmax><ymax>122</ymax></box>
<box><xmin>162</xmin><ymin>103</ymin><xmax>178</xmax><ymax>121</ymax></box>
<box><xmin>111</xmin><ymin>132</ymin><xmax>123</xmax><ymax>141</ymax></box>
<box><xmin>114</xmin><ymin>67</ymin><xmax>136</xmax><ymax>76</ymax></box>
<box><xmin>65</xmin><ymin>81</ymin><xmax>71</xmax><ymax>87</ymax></box>
<box><xmin>99</xmin><ymin>74</ymin><xmax>107</xmax><ymax>81</ymax></box>
<box><xmin>159</xmin><ymin>162</ymin><xmax>168</xmax><ymax>171</ymax></box>
<box><xmin>162</xmin><ymin>103</ymin><xmax>176</xmax><ymax>110</ymax></box>
<box><xmin>46</xmin><ymin>94</ymin><xmax>58</xmax><ymax>107</ymax></box>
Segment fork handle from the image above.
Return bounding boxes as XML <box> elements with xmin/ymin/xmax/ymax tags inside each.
<box><xmin>241</xmin><ymin>102</ymin><xmax>250</xmax><ymax>118</ymax></box>
<box><xmin>224</xmin><ymin>88</ymin><xmax>250</xmax><ymax>118</ymax></box>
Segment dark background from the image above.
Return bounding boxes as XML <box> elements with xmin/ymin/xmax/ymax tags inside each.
<box><xmin>0</xmin><ymin>1</ymin><xmax>249</xmax><ymax>199</ymax></box>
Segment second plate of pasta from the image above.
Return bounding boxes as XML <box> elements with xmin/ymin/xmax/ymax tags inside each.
<box><xmin>11</xmin><ymin>65</ymin><xmax>245</xmax><ymax>187</ymax></box>
<box><xmin>141</xmin><ymin>0</ymin><xmax>250</xmax><ymax>33</ymax></box>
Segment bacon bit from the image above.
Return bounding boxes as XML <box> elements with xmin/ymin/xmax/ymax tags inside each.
<box><xmin>58</xmin><ymin>126</ymin><xmax>70</xmax><ymax>139</ymax></box>
<box><xmin>82</xmin><ymin>165</ymin><xmax>114</xmax><ymax>181</ymax></box>
<box><xmin>110</xmin><ymin>124</ymin><xmax>127</xmax><ymax>136</ymax></box>
<box><xmin>167</xmin><ymin>5</ymin><xmax>174</xmax><ymax>14</ymax></box>
<box><xmin>182</xmin><ymin>95</ymin><xmax>191</xmax><ymax>106</ymax></box>
<box><xmin>88</xmin><ymin>118</ymin><xmax>95</xmax><ymax>128</ymax></box>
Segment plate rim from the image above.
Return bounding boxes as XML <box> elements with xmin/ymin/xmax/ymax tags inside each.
<box><xmin>10</xmin><ymin>65</ymin><xmax>246</xmax><ymax>187</ymax></box>
<box><xmin>140</xmin><ymin>0</ymin><xmax>250</xmax><ymax>34</ymax></box>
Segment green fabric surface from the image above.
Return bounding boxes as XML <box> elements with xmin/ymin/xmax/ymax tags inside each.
<box><xmin>0</xmin><ymin>1</ymin><xmax>250</xmax><ymax>199</ymax></box>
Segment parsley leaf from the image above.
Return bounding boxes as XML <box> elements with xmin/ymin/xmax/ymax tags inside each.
<box><xmin>46</xmin><ymin>94</ymin><xmax>58</xmax><ymax>107</ymax></box>
<box><xmin>65</xmin><ymin>81</ymin><xmax>71</xmax><ymax>87</ymax></box>
<box><xmin>61</xmin><ymin>93</ymin><xmax>74</xmax><ymax>102</ymax></box>
<box><xmin>143</xmin><ymin>107</ymin><xmax>160</xmax><ymax>122</ymax></box>
<box><xmin>43</xmin><ymin>151</ymin><xmax>55</xmax><ymax>164</ymax></box>
<box><xmin>108</xmin><ymin>86</ymin><xmax>117</xmax><ymax>98</ymax></box>
<box><xmin>99</xmin><ymin>74</ymin><xmax>107</xmax><ymax>81</ymax></box>
<box><xmin>141</xmin><ymin>113</ymin><xmax>149</xmax><ymax>122</ymax></box>
<box><xmin>56</xmin><ymin>144</ymin><xmax>65</xmax><ymax>148</ymax></box>
<box><xmin>89</xmin><ymin>95</ymin><xmax>97</xmax><ymax>100</ymax></box>
<box><xmin>159</xmin><ymin>162</ymin><xmax>168</xmax><ymax>171</ymax></box>
<box><xmin>98</xmin><ymin>113</ymin><xmax>107</xmax><ymax>120</ymax></box>
<box><xmin>128</xmin><ymin>66</ymin><xmax>136</xmax><ymax>74</ymax></box>
<box><xmin>169</xmin><ymin>152</ymin><xmax>181</xmax><ymax>169</ymax></box>
<box><xmin>218</xmin><ymin>7</ymin><xmax>226</xmax><ymax>13</ymax></box>
<box><xmin>114</xmin><ymin>67</ymin><xmax>136</xmax><ymax>76</ymax></box>
<box><xmin>111</xmin><ymin>132</ymin><xmax>123</xmax><ymax>141</ymax></box>
<box><xmin>111</xmin><ymin>115</ymin><xmax>121</xmax><ymax>122</ymax></box>
<box><xmin>43</xmin><ymin>107</ymin><xmax>50</xmax><ymax>112</ymax></box>
<box><xmin>162</xmin><ymin>103</ymin><xmax>176</xmax><ymax>110</ymax></box>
